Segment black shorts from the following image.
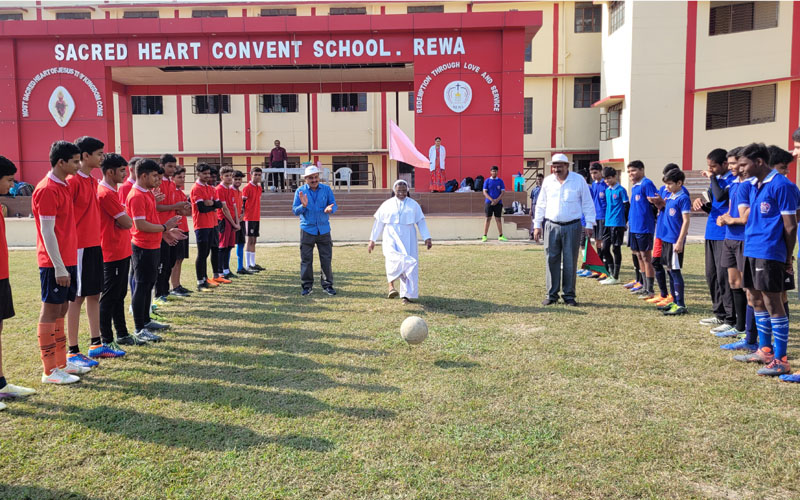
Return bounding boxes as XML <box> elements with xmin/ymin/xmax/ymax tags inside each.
<box><xmin>245</xmin><ymin>221</ymin><xmax>260</xmax><ymax>238</ymax></box>
<box><xmin>40</xmin><ymin>265</ymin><xmax>78</xmax><ymax>304</ymax></box>
<box><xmin>630</xmin><ymin>232</ymin><xmax>654</xmax><ymax>252</ymax></box>
<box><xmin>660</xmin><ymin>242</ymin><xmax>684</xmax><ymax>271</ymax></box>
<box><xmin>602</xmin><ymin>226</ymin><xmax>626</xmax><ymax>247</ymax></box>
<box><xmin>195</xmin><ymin>227</ymin><xmax>219</xmax><ymax>246</ymax></box>
<box><xmin>131</xmin><ymin>245</ymin><xmax>160</xmax><ymax>283</ymax></box>
<box><xmin>0</xmin><ymin>278</ymin><xmax>14</xmax><ymax>320</ymax></box>
<box><xmin>720</xmin><ymin>239</ymin><xmax>744</xmax><ymax>272</ymax></box>
<box><xmin>484</xmin><ymin>203</ymin><xmax>503</xmax><ymax>218</ymax></box>
<box><xmin>742</xmin><ymin>257</ymin><xmax>792</xmax><ymax>293</ymax></box>
<box><xmin>176</xmin><ymin>232</ymin><xmax>190</xmax><ymax>260</ymax></box>
<box><xmin>76</xmin><ymin>245</ymin><xmax>103</xmax><ymax>297</ymax></box>
<box><xmin>236</xmin><ymin>227</ymin><xmax>245</xmax><ymax>245</ymax></box>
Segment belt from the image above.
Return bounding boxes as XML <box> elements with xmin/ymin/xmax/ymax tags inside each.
<box><xmin>546</xmin><ymin>218</ymin><xmax>580</xmax><ymax>226</ymax></box>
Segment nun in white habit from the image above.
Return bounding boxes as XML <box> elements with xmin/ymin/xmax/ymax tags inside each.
<box><xmin>368</xmin><ymin>180</ymin><xmax>432</xmax><ymax>303</ymax></box>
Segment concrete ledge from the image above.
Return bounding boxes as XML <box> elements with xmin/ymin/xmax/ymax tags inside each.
<box><xmin>3</xmin><ymin>216</ymin><xmax>530</xmax><ymax>247</ymax></box>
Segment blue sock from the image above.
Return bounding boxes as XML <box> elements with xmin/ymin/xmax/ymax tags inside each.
<box><xmin>236</xmin><ymin>243</ymin><xmax>245</xmax><ymax>271</ymax></box>
<box><xmin>668</xmin><ymin>273</ymin><xmax>676</xmax><ymax>298</ymax></box>
<box><xmin>784</xmin><ymin>301</ymin><xmax>790</xmax><ymax>323</ymax></box>
<box><xmin>669</xmin><ymin>270</ymin><xmax>685</xmax><ymax>307</ymax></box>
<box><xmin>0</xmin><ymin>376</ymin><xmax>6</xmax><ymax>388</ymax></box>
<box><xmin>654</xmin><ymin>265</ymin><xmax>668</xmax><ymax>298</ymax></box>
<box><xmin>772</xmin><ymin>316</ymin><xmax>789</xmax><ymax>359</ymax></box>
<box><xmin>754</xmin><ymin>311</ymin><xmax>773</xmax><ymax>350</ymax></box>
<box><xmin>745</xmin><ymin>305</ymin><xmax>757</xmax><ymax>345</ymax></box>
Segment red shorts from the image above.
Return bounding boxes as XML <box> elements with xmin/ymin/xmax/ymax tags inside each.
<box><xmin>652</xmin><ymin>237</ymin><xmax>663</xmax><ymax>258</ymax></box>
<box><xmin>218</xmin><ymin>219</ymin><xmax>237</xmax><ymax>248</ymax></box>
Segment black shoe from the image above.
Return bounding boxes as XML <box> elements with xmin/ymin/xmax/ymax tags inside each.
<box><xmin>247</xmin><ymin>266</ymin><xmax>261</xmax><ymax>273</ymax></box>
<box><xmin>301</xmin><ymin>288</ymin><xmax>313</xmax><ymax>296</ymax></box>
<box><xmin>197</xmin><ymin>282</ymin><xmax>211</xmax><ymax>292</ymax></box>
<box><xmin>323</xmin><ymin>287</ymin><xmax>337</xmax><ymax>296</ymax></box>
<box><xmin>541</xmin><ymin>299</ymin><xmax>557</xmax><ymax>306</ymax></box>
<box><xmin>177</xmin><ymin>286</ymin><xmax>193</xmax><ymax>294</ymax></box>
<box><xmin>563</xmin><ymin>299</ymin><xmax>578</xmax><ymax>307</ymax></box>
<box><xmin>170</xmin><ymin>287</ymin><xmax>189</xmax><ymax>298</ymax></box>
<box><xmin>253</xmin><ymin>264</ymin><xmax>265</xmax><ymax>271</ymax></box>
<box><xmin>237</xmin><ymin>268</ymin><xmax>253</xmax><ymax>275</ymax></box>
<box><xmin>145</xmin><ymin>320</ymin><xmax>170</xmax><ymax>330</ymax></box>
<box><xmin>223</xmin><ymin>272</ymin><xmax>237</xmax><ymax>280</ymax></box>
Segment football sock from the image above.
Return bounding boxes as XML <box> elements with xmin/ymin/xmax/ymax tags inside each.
<box><xmin>745</xmin><ymin>305</ymin><xmax>757</xmax><ymax>345</ymax></box>
<box><xmin>654</xmin><ymin>263</ymin><xmax>668</xmax><ymax>298</ymax></box>
<box><xmin>54</xmin><ymin>318</ymin><xmax>67</xmax><ymax>369</ymax></box>
<box><xmin>89</xmin><ymin>336</ymin><xmax>101</xmax><ymax>347</ymax></box>
<box><xmin>246</xmin><ymin>252</ymin><xmax>255</xmax><ymax>268</ymax></box>
<box><xmin>68</xmin><ymin>345</ymin><xmax>79</xmax><ymax>355</ymax></box>
<box><xmin>236</xmin><ymin>244</ymin><xmax>245</xmax><ymax>271</ymax></box>
<box><xmin>0</xmin><ymin>376</ymin><xmax>6</xmax><ymax>389</ymax></box>
<box><xmin>612</xmin><ymin>246</ymin><xmax>622</xmax><ymax>279</ymax></box>
<box><xmin>37</xmin><ymin>323</ymin><xmax>57</xmax><ymax>375</ymax></box>
<box><xmin>771</xmin><ymin>316</ymin><xmax>789</xmax><ymax>359</ymax></box>
<box><xmin>754</xmin><ymin>310</ymin><xmax>772</xmax><ymax>350</ymax></box>
<box><xmin>669</xmin><ymin>270</ymin><xmax>685</xmax><ymax>307</ymax></box>
<box><xmin>731</xmin><ymin>288</ymin><xmax>747</xmax><ymax>332</ymax></box>
<box><xmin>645</xmin><ymin>277</ymin><xmax>655</xmax><ymax>294</ymax></box>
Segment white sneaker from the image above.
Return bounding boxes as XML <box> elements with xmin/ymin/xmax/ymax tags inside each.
<box><xmin>699</xmin><ymin>317</ymin><xmax>723</xmax><ymax>326</ymax></box>
<box><xmin>0</xmin><ymin>383</ymin><xmax>37</xmax><ymax>398</ymax></box>
<box><xmin>0</xmin><ymin>401</ymin><xmax>6</xmax><ymax>411</ymax></box>
<box><xmin>63</xmin><ymin>361</ymin><xmax>91</xmax><ymax>375</ymax></box>
<box><xmin>602</xmin><ymin>277</ymin><xmax>620</xmax><ymax>285</ymax></box>
<box><xmin>710</xmin><ymin>323</ymin><xmax>736</xmax><ymax>335</ymax></box>
<box><xmin>41</xmin><ymin>368</ymin><xmax>80</xmax><ymax>385</ymax></box>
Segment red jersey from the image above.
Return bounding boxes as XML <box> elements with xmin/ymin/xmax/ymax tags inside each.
<box><xmin>97</xmin><ymin>180</ymin><xmax>132</xmax><ymax>263</ymax></box>
<box><xmin>234</xmin><ymin>187</ymin><xmax>243</xmax><ymax>220</ymax></box>
<box><xmin>157</xmin><ymin>176</ymin><xmax>176</xmax><ymax>224</ymax></box>
<box><xmin>215</xmin><ymin>184</ymin><xmax>236</xmax><ymax>221</ymax></box>
<box><xmin>0</xmin><ymin>208</ymin><xmax>7</xmax><ymax>280</ymax></box>
<box><xmin>67</xmin><ymin>170</ymin><xmax>101</xmax><ymax>249</ymax></box>
<box><xmin>174</xmin><ymin>188</ymin><xmax>190</xmax><ymax>232</ymax></box>
<box><xmin>127</xmin><ymin>184</ymin><xmax>161</xmax><ymax>250</ymax></box>
<box><xmin>119</xmin><ymin>177</ymin><xmax>135</xmax><ymax>207</ymax></box>
<box><xmin>32</xmin><ymin>172</ymin><xmax>78</xmax><ymax>269</ymax></box>
<box><xmin>190</xmin><ymin>181</ymin><xmax>218</xmax><ymax>229</ymax></box>
<box><xmin>242</xmin><ymin>182</ymin><xmax>262</xmax><ymax>222</ymax></box>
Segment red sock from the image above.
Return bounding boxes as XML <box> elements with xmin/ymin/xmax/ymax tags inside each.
<box><xmin>54</xmin><ymin>317</ymin><xmax>67</xmax><ymax>369</ymax></box>
<box><xmin>37</xmin><ymin>323</ymin><xmax>57</xmax><ymax>375</ymax></box>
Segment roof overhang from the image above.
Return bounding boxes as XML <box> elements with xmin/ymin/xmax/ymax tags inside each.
<box><xmin>592</xmin><ymin>95</ymin><xmax>624</xmax><ymax>108</ymax></box>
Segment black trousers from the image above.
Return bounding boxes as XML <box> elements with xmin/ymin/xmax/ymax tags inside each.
<box><xmin>300</xmin><ymin>230</ymin><xmax>333</xmax><ymax>290</ymax></box>
<box><xmin>131</xmin><ymin>245</ymin><xmax>159</xmax><ymax>331</ymax></box>
<box><xmin>155</xmin><ymin>240</ymin><xmax>177</xmax><ymax>298</ymax></box>
<box><xmin>99</xmin><ymin>257</ymin><xmax>130</xmax><ymax>343</ymax></box>
<box><xmin>705</xmin><ymin>239</ymin><xmax>735</xmax><ymax>324</ymax></box>
<box><xmin>271</xmin><ymin>161</ymin><xmax>285</xmax><ymax>190</ymax></box>
<box><xmin>195</xmin><ymin>228</ymin><xmax>219</xmax><ymax>281</ymax></box>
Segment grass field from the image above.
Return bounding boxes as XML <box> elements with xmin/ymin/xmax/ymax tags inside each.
<box><xmin>1</xmin><ymin>242</ymin><xmax>800</xmax><ymax>499</ymax></box>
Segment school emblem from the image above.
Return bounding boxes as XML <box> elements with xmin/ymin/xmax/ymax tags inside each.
<box><xmin>760</xmin><ymin>201</ymin><xmax>771</xmax><ymax>214</ymax></box>
<box><xmin>443</xmin><ymin>80</ymin><xmax>472</xmax><ymax>113</ymax></box>
<box><xmin>612</xmin><ymin>193</ymin><xmax>618</xmax><ymax>200</ymax></box>
<box><xmin>635</xmin><ymin>194</ymin><xmax>641</xmax><ymax>201</ymax></box>
<box><xmin>669</xmin><ymin>208</ymin><xmax>676</xmax><ymax>216</ymax></box>
<box><xmin>599</xmin><ymin>192</ymin><xmax>605</xmax><ymax>199</ymax></box>
<box><xmin>48</xmin><ymin>86</ymin><xmax>75</xmax><ymax>128</ymax></box>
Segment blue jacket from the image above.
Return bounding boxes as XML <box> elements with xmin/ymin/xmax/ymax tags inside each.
<box><xmin>292</xmin><ymin>183</ymin><xmax>338</xmax><ymax>235</ymax></box>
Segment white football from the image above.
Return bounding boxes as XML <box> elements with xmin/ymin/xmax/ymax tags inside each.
<box><xmin>400</xmin><ymin>316</ymin><xmax>428</xmax><ymax>345</ymax></box>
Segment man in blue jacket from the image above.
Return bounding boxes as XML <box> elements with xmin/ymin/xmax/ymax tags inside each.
<box><xmin>293</xmin><ymin>165</ymin><xmax>338</xmax><ymax>296</ymax></box>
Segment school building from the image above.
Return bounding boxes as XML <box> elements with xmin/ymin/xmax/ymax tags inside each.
<box><xmin>0</xmin><ymin>1</ymin><xmax>798</xmax><ymax>191</ymax></box>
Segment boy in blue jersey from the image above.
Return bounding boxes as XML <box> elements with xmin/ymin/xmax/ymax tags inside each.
<box><xmin>768</xmin><ymin>146</ymin><xmax>798</xmax><ymax>323</ymax></box>
<box><xmin>732</xmin><ymin>143</ymin><xmax>797</xmax><ymax>377</ymax></box>
<box><xmin>716</xmin><ymin>147</ymin><xmax>754</xmax><ymax>349</ymax></box>
<box><xmin>781</xmin><ymin>129</ymin><xmax>800</xmax><ymax>383</ymax></box>
<box><xmin>589</xmin><ymin>163</ymin><xmax>609</xmax><ymax>277</ymax></box>
<box><xmin>659</xmin><ymin>169</ymin><xmax>692</xmax><ymax>316</ymax></box>
<box><xmin>626</xmin><ymin>161</ymin><xmax>658</xmax><ymax>298</ymax></box>
<box><xmin>600</xmin><ymin>167</ymin><xmax>628</xmax><ymax>285</ymax></box>
<box><xmin>694</xmin><ymin>149</ymin><xmax>737</xmax><ymax>334</ymax></box>
<box><xmin>482</xmin><ymin>166</ymin><xmax>507</xmax><ymax>242</ymax></box>
<box><xmin>646</xmin><ymin>164</ymin><xmax>686</xmax><ymax>308</ymax></box>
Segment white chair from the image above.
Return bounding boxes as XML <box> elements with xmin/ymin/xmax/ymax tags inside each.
<box><xmin>333</xmin><ymin>167</ymin><xmax>352</xmax><ymax>192</ymax></box>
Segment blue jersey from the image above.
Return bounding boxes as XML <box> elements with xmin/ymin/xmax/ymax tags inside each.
<box><xmin>591</xmin><ymin>180</ymin><xmax>608</xmax><ymax>221</ymax></box>
<box><xmin>655</xmin><ymin>185</ymin><xmax>689</xmax><ymax>239</ymax></box>
<box><xmin>725</xmin><ymin>178</ymin><xmax>750</xmax><ymax>242</ymax></box>
<box><xmin>629</xmin><ymin>177</ymin><xmax>658</xmax><ymax>234</ymax></box>
<box><xmin>743</xmin><ymin>170</ymin><xmax>798</xmax><ymax>262</ymax></box>
<box><xmin>483</xmin><ymin>177</ymin><xmax>505</xmax><ymax>203</ymax></box>
<box><xmin>705</xmin><ymin>171</ymin><xmax>733</xmax><ymax>241</ymax></box>
<box><xmin>659</xmin><ymin>191</ymin><xmax>692</xmax><ymax>244</ymax></box>
<box><xmin>605</xmin><ymin>184</ymin><xmax>628</xmax><ymax>227</ymax></box>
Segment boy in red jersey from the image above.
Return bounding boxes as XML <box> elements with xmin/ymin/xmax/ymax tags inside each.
<box><xmin>154</xmin><ymin>154</ymin><xmax>191</xmax><ymax>303</ymax></box>
<box><xmin>233</xmin><ymin>170</ymin><xmax>248</xmax><ymax>275</ymax></box>
<box><xmin>65</xmin><ymin>136</ymin><xmax>105</xmax><ymax>369</ymax></box>
<box><xmin>0</xmin><ymin>157</ymin><xmax>36</xmax><ymax>408</ymax></box>
<box><xmin>127</xmin><ymin>159</ymin><xmax>183</xmax><ymax>342</ymax></box>
<box><xmin>33</xmin><ymin>141</ymin><xmax>91</xmax><ymax>384</ymax></box>
<box><xmin>170</xmin><ymin>166</ymin><xmax>193</xmax><ymax>296</ymax></box>
<box><xmin>191</xmin><ymin>163</ymin><xmax>223</xmax><ymax>291</ymax></box>
<box><xmin>241</xmin><ymin>167</ymin><xmax>264</xmax><ymax>273</ymax></box>
<box><xmin>215</xmin><ymin>166</ymin><xmax>239</xmax><ymax>281</ymax></box>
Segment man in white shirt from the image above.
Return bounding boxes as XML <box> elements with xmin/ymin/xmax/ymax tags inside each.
<box><xmin>533</xmin><ymin>154</ymin><xmax>596</xmax><ymax>306</ymax></box>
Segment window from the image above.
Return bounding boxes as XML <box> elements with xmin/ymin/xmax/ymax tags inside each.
<box><xmin>705</xmin><ymin>84</ymin><xmax>775</xmax><ymax>130</ymax></box>
<box><xmin>709</xmin><ymin>1</ymin><xmax>778</xmax><ymax>36</ymax></box>
<box><xmin>259</xmin><ymin>94</ymin><xmax>299</xmax><ymax>113</ymax></box>
<box><xmin>330</xmin><ymin>7</ymin><xmax>366</xmax><ymax>15</ymax></box>
<box><xmin>192</xmin><ymin>10</ymin><xmax>227</xmax><ymax>18</ymax></box>
<box><xmin>524</xmin><ymin>98</ymin><xmax>533</xmax><ymax>135</ymax></box>
<box><xmin>0</xmin><ymin>13</ymin><xmax>23</xmax><ymax>21</ymax></box>
<box><xmin>600</xmin><ymin>103</ymin><xmax>622</xmax><ymax>140</ymax></box>
<box><xmin>408</xmin><ymin>92</ymin><xmax>415</xmax><ymax>111</ymax></box>
<box><xmin>197</xmin><ymin>157</ymin><xmax>233</xmax><ymax>168</ymax></box>
<box><xmin>574</xmin><ymin>77</ymin><xmax>601</xmax><ymax>108</ymax></box>
<box><xmin>123</xmin><ymin>11</ymin><xmax>159</xmax><ymax>18</ymax></box>
<box><xmin>608</xmin><ymin>1</ymin><xmax>624</xmax><ymax>34</ymax></box>
<box><xmin>331</xmin><ymin>93</ymin><xmax>367</xmax><ymax>112</ymax></box>
<box><xmin>131</xmin><ymin>96</ymin><xmax>163</xmax><ymax>115</ymax></box>
<box><xmin>261</xmin><ymin>8</ymin><xmax>297</xmax><ymax>16</ymax></box>
<box><xmin>56</xmin><ymin>12</ymin><xmax>91</xmax><ymax>20</ymax></box>
<box><xmin>333</xmin><ymin>156</ymin><xmax>369</xmax><ymax>186</ymax></box>
<box><xmin>573</xmin><ymin>154</ymin><xmax>599</xmax><ymax>177</ymax></box>
<box><xmin>524</xmin><ymin>43</ymin><xmax>532</xmax><ymax>62</ymax></box>
<box><xmin>575</xmin><ymin>2</ymin><xmax>601</xmax><ymax>33</ymax></box>
<box><xmin>407</xmin><ymin>5</ymin><xmax>444</xmax><ymax>13</ymax></box>
<box><xmin>192</xmin><ymin>95</ymin><xmax>231</xmax><ymax>114</ymax></box>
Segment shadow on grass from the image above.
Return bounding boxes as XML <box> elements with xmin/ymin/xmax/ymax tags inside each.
<box><xmin>420</xmin><ymin>296</ymin><xmax>587</xmax><ymax>317</ymax></box>
<box><xmin>0</xmin><ymin>484</ymin><xmax>101</xmax><ymax>500</ymax></box>
<box><xmin>434</xmin><ymin>359</ymin><xmax>479</xmax><ymax>369</ymax></box>
<box><xmin>18</xmin><ymin>401</ymin><xmax>335</xmax><ymax>452</ymax></box>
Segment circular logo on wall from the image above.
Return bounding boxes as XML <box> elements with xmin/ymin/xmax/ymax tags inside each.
<box><xmin>444</xmin><ymin>80</ymin><xmax>472</xmax><ymax>113</ymax></box>
<box><xmin>48</xmin><ymin>86</ymin><xmax>75</xmax><ymax>128</ymax></box>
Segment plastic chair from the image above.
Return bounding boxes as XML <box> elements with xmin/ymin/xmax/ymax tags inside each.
<box><xmin>333</xmin><ymin>167</ymin><xmax>352</xmax><ymax>192</ymax></box>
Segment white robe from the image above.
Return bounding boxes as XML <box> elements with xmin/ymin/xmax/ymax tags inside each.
<box><xmin>369</xmin><ymin>196</ymin><xmax>431</xmax><ymax>299</ymax></box>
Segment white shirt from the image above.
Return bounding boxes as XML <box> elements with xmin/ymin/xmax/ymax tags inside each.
<box><xmin>428</xmin><ymin>144</ymin><xmax>446</xmax><ymax>171</ymax></box>
<box><xmin>533</xmin><ymin>171</ymin><xmax>596</xmax><ymax>229</ymax></box>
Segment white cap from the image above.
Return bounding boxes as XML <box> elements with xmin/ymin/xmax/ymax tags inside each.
<box><xmin>303</xmin><ymin>165</ymin><xmax>320</xmax><ymax>177</ymax></box>
<box><xmin>548</xmin><ymin>153</ymin><xmax>572</xmax><ymax>165</ymax></box>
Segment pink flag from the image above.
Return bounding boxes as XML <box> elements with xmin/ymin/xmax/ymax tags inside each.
<box><xmin>389</xmin><ymin>120</ymin><xmax>429</xmax><ymax>169</ymax></box>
